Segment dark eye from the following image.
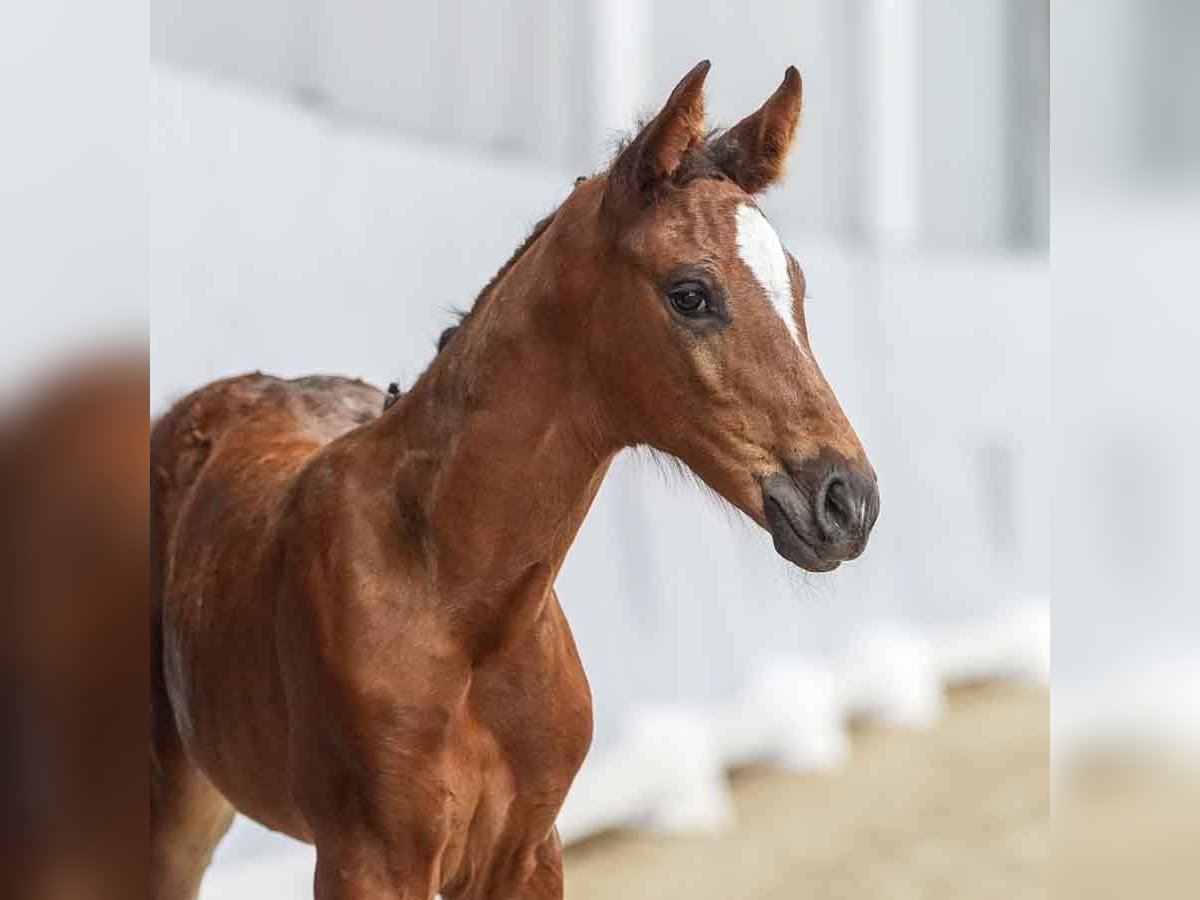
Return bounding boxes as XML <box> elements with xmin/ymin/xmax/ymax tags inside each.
<box><xmin>667</xmin><ymin>282</ymin><xmax>711</xmax><ymax>316</ymax></box>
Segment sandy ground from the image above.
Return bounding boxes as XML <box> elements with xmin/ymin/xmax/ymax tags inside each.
<box><xmin>564</xmin><ymin>683</ymin><xmax>1049</xmax><ymax>900</ymax></box>
<box><xmin>1056</xmin><ymin>757</ymin><xmax>1200</xmax><ymax>900</ymax></box>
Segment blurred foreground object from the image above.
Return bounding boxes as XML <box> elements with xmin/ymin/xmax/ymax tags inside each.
<box><xmin>0</xmin><ymin>349</ymin><xmax>149</xmax><ymax>900</ymax></box>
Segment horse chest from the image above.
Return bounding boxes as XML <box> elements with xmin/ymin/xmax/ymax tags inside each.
<box><xmin>470</xmin><ymin>646</ymin><xmax>593</xmax><ymax>785</ymax></box>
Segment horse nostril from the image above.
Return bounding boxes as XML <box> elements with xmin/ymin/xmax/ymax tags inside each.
<box><xmin>818</xmin><ymin>476</ymin><xmax>855</xmax><ymax>539</ymax></box>
<box><xmin>783</xmin><ymin>452</ymin><xmax>879</xmax><ymax>556</ymax></box>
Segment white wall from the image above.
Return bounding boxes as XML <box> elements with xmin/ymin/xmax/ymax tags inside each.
<box><xmin>150</xmin><ymin>64</ymin><xmax>571</xmax><ymax>406</ymax></box>
<box><xmin>151</xmin><ymin>0</ymin><xmax>594</xmax><ymax>168</ymax></box>
<box><xmin>150</xmin><ymin>0</ymin><xmax>1048</xmax><ymax>249</ymax></box>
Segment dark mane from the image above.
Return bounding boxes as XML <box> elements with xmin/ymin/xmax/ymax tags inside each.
<box><xmin>473</xmin><ymin>211</ymin><xmax>558</xmax><ymax>309</ymax></box>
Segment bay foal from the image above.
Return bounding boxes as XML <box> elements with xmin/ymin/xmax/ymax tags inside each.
<box><xmin>151</xmin><ymin>62</ymin><xmax>879</xmax><ymax>900</ymax></box>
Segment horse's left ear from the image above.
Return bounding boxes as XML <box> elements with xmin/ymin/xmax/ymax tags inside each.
<box><xmin>709</xmin><ymin>66</ymin><xmax>803</xmax><ymax>194</ymax></box>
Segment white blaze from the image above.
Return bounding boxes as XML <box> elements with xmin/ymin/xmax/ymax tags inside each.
<box><xmin>734</xmin><ymin>204</ymin><xmax>803</xmax><ymax>352</ymax></box>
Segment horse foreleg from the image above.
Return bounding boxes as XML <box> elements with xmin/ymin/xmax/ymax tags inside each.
<box><xmin>520</xmin><ymin>829</ymin><xmax>566</xmax><ymax>900</ymax></box>
<box><xmin>298</xmin><ymin>753</ymin><xmax>448</xmax><ymax>900</ymax></box>
<box><xmin>444</xmin><ymin>829</ymin><xmax>565</xmax><ymax>900</ymax></box>
<box><xmin>311</xmin><ymin>825</ymin><xmax>444</xmax><ymax>900</ymax></box>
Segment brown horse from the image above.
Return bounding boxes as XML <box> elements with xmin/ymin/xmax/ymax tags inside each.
<box><xmin>151</xmin><ymin>61</ymin><xmax>878</xmax><ymax>900</ymax></box>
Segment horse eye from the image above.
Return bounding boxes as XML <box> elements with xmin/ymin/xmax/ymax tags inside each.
<box><xmin>667</xmin><ymin>284</ymin><xmax>710</xmax><ymax>316</ymax></box>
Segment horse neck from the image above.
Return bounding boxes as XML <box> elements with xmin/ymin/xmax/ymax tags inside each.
<box><xmin>362</xmin><ymin>228</ymin><xmax>620</xmax><ymax>635</ymax></box>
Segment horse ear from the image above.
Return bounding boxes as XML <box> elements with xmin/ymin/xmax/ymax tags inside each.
<box><xmin>605</xmin><ymin>60</ymin><xmax>710</xmax><ymax>201</ymax></box>
<box><xmin>709</xmin><ymin>66</ymin><xmax>803</xmax><ymax>194</ymax></box>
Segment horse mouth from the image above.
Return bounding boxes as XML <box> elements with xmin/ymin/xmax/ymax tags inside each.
<box><xmin>762</xmin><ymin>491</ymin><xmax>842</xmax><ymax>573</ymax></box>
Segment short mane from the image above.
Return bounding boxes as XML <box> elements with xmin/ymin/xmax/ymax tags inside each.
<box><xmin>437</xmin><ymin>209</ymin><xmax>558</xmax><ymax>354</ymax></box>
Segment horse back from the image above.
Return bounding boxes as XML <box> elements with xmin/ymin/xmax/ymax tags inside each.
<box><xmin>151</xmin><ymin>373</ymin><xmax>382</xmax><ymax>540</ymax></box>
<box><xmin>152</xmin><ymin>371</ymin><xmax>385</xmax><ymax>630</ymax></box>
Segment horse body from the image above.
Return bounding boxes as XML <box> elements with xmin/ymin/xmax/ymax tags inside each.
<box><xmin>152</xmin><ymin>62</ymin><xmax>879</xmax><ymax>900</ymax></box>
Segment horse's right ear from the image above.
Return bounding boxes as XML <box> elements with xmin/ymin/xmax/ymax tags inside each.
<box><xmin>708</xmin><ymin>66</ymin><xmax>803</xmax><ymax>194</ymax></box>
<box><xmin>604</xmin><ymin>60</ymin><xmax>710</xmax><ymax>211</ymax></box>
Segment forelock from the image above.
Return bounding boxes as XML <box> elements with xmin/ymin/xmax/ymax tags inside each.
<box><xmin>605</xmin><ymin>123</ymin><xmax>738</xmax><ymax>188</ymax></box>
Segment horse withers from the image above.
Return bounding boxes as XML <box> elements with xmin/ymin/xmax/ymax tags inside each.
<box><xmin>151</xmin><ymin>61</ymin><xmax>878</xmax><ymax>900</ymax></box>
